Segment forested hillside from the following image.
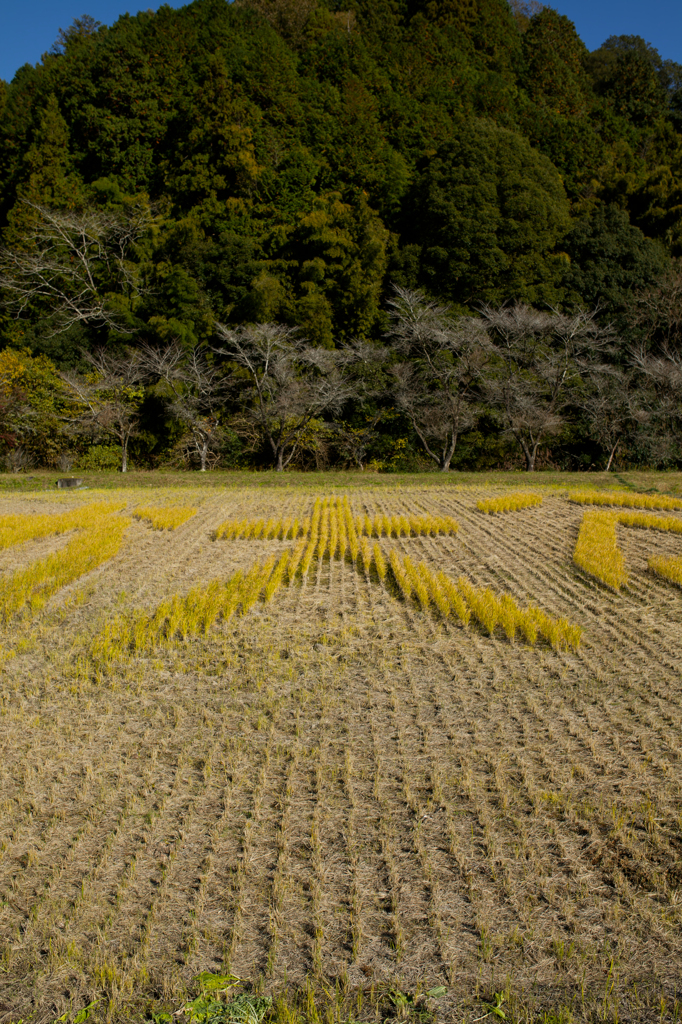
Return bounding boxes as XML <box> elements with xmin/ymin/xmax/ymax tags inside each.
<box><xmin>0</xmin><ymin>0</ymin><xmax>681</xmax><ymax>471</ymax></box>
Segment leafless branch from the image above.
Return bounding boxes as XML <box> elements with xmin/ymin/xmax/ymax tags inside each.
<box><xmin>0</xmin><ymin>200</ymin><xmax>149</xmax><ymax>336</ymax></box>
<box><xmin>214</xmin><ymin>322</ymin><xmax>355</xmax><ymax>470</ymax></box>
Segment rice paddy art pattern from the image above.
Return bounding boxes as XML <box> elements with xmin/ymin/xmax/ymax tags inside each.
<box><xmin>573</xmin><ymin>506</ymin><xmax>682</xmax><ymax>590</ymax></box>
<box><xmin>2</xmin><ymin>484</ymin><xmax>682</xmax><ymax>1023</ymax></box>
<box><xmin>92</xmin><ymin>495</ymin><xmax>581</xmax><ymax>663</ymax></box>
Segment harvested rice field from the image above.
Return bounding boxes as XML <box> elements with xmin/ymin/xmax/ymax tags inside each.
<box><xmin>1</xmin><ymin>476</ymin><xmax>682</xmax><ymax>1024</ymax></box>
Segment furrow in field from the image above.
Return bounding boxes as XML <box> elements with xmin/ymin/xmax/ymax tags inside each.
<box><xmin>219</xmin><ymin>705</ymin><xmax>288</xmax><ymax>979</ymax></box>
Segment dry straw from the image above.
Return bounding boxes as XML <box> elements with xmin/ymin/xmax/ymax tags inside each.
<box><xmin>477</xmin><ymin>493</ymin><xmax>543</xmax><ymax>514</ymax></box>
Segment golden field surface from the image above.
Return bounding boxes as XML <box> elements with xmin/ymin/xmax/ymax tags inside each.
<box><xmin>0</xmin><ymin>474</ymin><xmax>682</xmax><ymax>1024</ymax></box>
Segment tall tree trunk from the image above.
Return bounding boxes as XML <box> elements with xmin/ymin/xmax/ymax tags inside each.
<box><xmin>440</xmin><ymin>430</ymin><xmax>458</xmax><ymax>472</ymax></box>
<box><xmin>276</xmin><ymin>449</ymin><xmax>284</xmax><ymax>471</ymax></box>
<box><xmin>522</xmin><ymin>440</ymin><xmax>538</xmax><ymax>471</ymax></box>
<box><xmin>518</xmin><ymin>436</ymin><xmax>534</xmax><ymax>471</ymax></box>
<box><xmin>605</xmin><ymin>441</ymin><xmax>618</xmax><ymax>472</ymax></box>
<box><xmin>121</xmin><ymin>435</ymin><xmax>128</xmax><ymax>473</ymax></box>
<box><xmin>200</xmin><ymin>441</ymin><xmax>208</xmax><ymax>472</ymax></box>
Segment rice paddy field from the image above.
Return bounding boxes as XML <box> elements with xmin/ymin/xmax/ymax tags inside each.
<box><xmin>1</xmin><ymin>471</ymin><xmax>682</xmax><ymax>1024</ymax></box>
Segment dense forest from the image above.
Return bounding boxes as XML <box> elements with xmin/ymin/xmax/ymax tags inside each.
<box><xmin>0</xmin><ymin>0</ymin><xmax>681</xmax><ymax>472</ymax></box>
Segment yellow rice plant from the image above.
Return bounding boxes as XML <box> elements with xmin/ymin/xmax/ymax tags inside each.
<box><xmin>570</xmin><ymin>490</ymin><xmax>682</xmax><ymax>512</ymax></box>
<box><xmin>407</xmin><ymin>514</ymin><xmax>425</xmax><ymax>536</ymax></box>
<box><xmin>378</xmin><ymin>547</ymin><xmax>578</xmax><ymax>649</ymax></box>
<box><xmin>372</xmin><ymin>543</ymin><xmax>387</xmax><ymax>583</ymax></box>
<box><xmin>352</xmin><ymin>512</ymin><xmax>458</xmax><ymax>537</ymax></box>
<box><xmin>344</xmin><ymin>501</ymin><xmax>359</xmax><ymax>562</ymax></box>
<box><xmin>434</xmin><ymin>570</ymin><xmax>470</xmax><ymax>625</ymax></box>
<box><xmin>0</xmin><ymin>510</ymin><xmax>129</xmax><ymax>624</ymax></box>
<box><xmin>329</xmin><ymin>506</ymin><xmax>339</xmax><ymax>560</ymax></box>
<box><xmin>92</xmin><ymin>558</ymin><xmax>278</xmax><ymax>665</ymax></box>
<box><xmin>524</xmin><ymin>604</ymin><xmax>582</xmax><ymax>651</ymax></box>
<box><xmin>264</xmin><ymin>550</ymin><xmax>291</xmax><ymax>602</ymax></box>
<box><xmin>133</xmin><ymin>505</ymin><xmax>196</xmax><ymax>531</ymax></box>
<box><xmin>477</xmin><ymin>493</ymin><xmax>543</xmax><ymax>514</ymax></box>
<box><xmin>216</xmin><ymin>515</ymin><xmax>306</xmax><ymax>542</ymax></box>
<box><xmin>402</xmin><ymin>557</ymin><xmax>430</xmax><ymax>610</ymax></box>
<box><xmin>250</xmin><ymin>519</ymin><xmax>266</xmax><ymax>540</ymax></box>
<box><xmin>338</xmin><ymin>512</ymin><xmax>348</xmax><ymax>561</ymax></box>
<box><xmin>299</xmin><ymin>536</ymin><xmax>318</xmax><ymax>578</ymax></box>
<box><xmin>456</xmin><ymin>575</ymin><xmax>580</xmax><ymax>649</ymax></box>
<box><xmin>432</xmin><ymin>515</ymin><xmax>459</xmax><ymax>535</ymax></box>
<box><xmin>214</xmin><ymin>518</ymin><xmax>248</xmax><ymax>540</ymax></box>
<box><xmin>0</xmin><ymin>502</ymin><xmax>124</xmax><ymax>550</ymax></box>
<box><xmin>388</xmin><ymin>548</ymin><xmax>412</xmax><ymax>600</ymax></box>
<box><xmin>263</xmin><ymin>518</ymin><xmax>279</xmax><ymax>539</ymax></box>
<box><xmin>617</xmin><ymin>511</ymin><xmax>682</xmax><ymax>534</ymax></box>
<box><xmin>649</xmin><ymin>554</ymin><xmax>682</xmax><ymax>587</ymax></box>
<box><xmin>299</xmin><ymin>500</ymin><xmax>322</xmax><ymax>578</ymax></box>
<box><xmin>455</xmin><ymin>576</ymin><xmax>501</xmax><ymax>635</ymax></box>
<box><xmin>573</xmin><ymin>510</ymin><xmax>627</xmax><ymax>589</ymax></box>
<box><xmin>287</xmin><ymin>538</ymin><xmax>307</xmax><ymax>582</ymax></box>
<box><xmin>359</xmin><ymin>536</ymin><xmax>373</xmax><ymax>574</ymax></box>
<box><xmin>316</xmin><ymin>501</ymin><xmax>330</xmax><ymax>560</ymax></box>
<box><xmin>309</xmin><ymin>498</ymin><xmax>322</xmax><ymax>543</ymax></box>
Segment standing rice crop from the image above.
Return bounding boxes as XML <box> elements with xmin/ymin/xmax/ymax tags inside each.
<box><xmin>569</xmin><ymin>491</ymin><xmax>682</xmax><ymax>512</ymax></box>
<box><xmin>477</xmin><ymin>493</ymin><xmax>543</xmax><ymax>514</ymax></box>
<box><xmin>372</xmin><ymin>543</ymin><xmax>387</xmax><ymax>583</ymax></box>
<box><xmin>649</xmin><ymin>554</ymin><xmax>682</xmax><ymax>587</ymax></box>
<box><xmin>573</xmin><ymin>510</ymin><xmax>627</xmax><ymax>589</ymax></box>
<box><xmin>380</xmin><ymin>547</ymin><xmax>579</xmax><ymax>650</ymax></box>
<box><xmin>0</xmin><ymin>509</ymin><xmax>129</xmax><ymax>624</ymax></box>
<box><xmin>617</xmin><ymin>511</ymin><xmax>682</xmax><ymax>534</ymax></box>
<box><xmin>388</xmin><ymin>549</ymin><xmax>412</xmax><ymax>600</ymax></box>
<box><xmin>133</xmin><ymin>506</ymin><xmax>197</xmax><ymax>531</ymax></box>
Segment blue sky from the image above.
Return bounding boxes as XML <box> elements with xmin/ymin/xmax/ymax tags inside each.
<box><xmin>1</xmin><ymin>0</ymin><xmax>681</xmax><ymax>84</ymax></box>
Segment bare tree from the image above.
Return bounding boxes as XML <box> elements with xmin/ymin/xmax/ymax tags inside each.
<box><xmin>479</xmin><ymin>304</ymin><xmax>612</xmax><ymax>471</ymax></box>
<box><xmin>623</xmin><ymin>264</ymin><xmax>682</xmax><ymax>464</ymax></box>
<box><xmin>141</xmin><ymin>342</ymin><xmax>231</xmax><ymax>472</ymax></box>
<box><xmin>60</xmin><ymin>349</ymin><xmax>148</xmax><ymax>472</ymax></box>
<box><xmin>625</xmin><ymin>260</ymin><xmax>682</xmax><ymax>357</ymax></box>
<box><xmin>386</xmin><ymin>287</ymin><xmax>489</xmax><ymax>472</ymax></box>
<box><xmin>629</xmin><ymin>346</ymin><xmax>682</xmax><ymax>464</ymax></box>
<box><xmin>581</xmin><ymin>365</ymin><xmax>634</xmax><ymax>471</ymax></box>
<box><xmin>0</xmin><ymin>200</ymin><xmax>149</xmax><ymax>336</ymax></box>
<box><xmin>332</xmin><ymin>417</ymin><xmax>381</xmax><ymax>470</ymax></box>
<box><xmin>214</xmin><ymin>322</ymin><xmax>354</xmax><ymax>471</ymax></box>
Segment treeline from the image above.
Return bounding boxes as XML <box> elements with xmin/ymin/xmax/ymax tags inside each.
<box><xmin>0</xmin><ymin>0</ymin><xmax>681</xmax><ymax>470</ymax></box>
<box><xmin>1</xmin><ymin>280</ymin><xmax>680</xmax><ymax>473</ymax></box>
